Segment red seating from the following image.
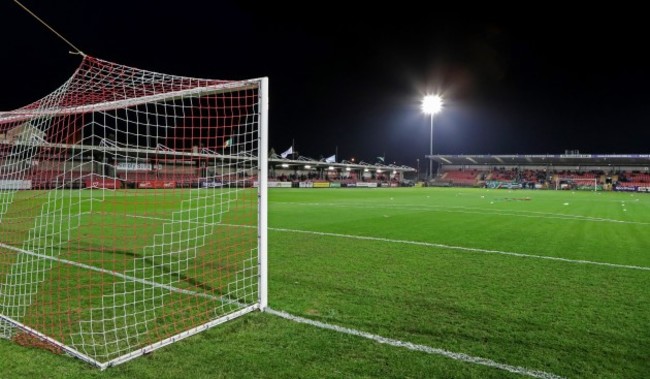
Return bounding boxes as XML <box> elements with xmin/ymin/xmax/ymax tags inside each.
<box><xmin>443</xmin><ymin>170</ymin><xmax>479</xmax><ymax>186</ymax></box>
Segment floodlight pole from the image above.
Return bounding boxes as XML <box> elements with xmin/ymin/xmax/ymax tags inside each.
<box><xmin>429</xmin><ymin>113</ymin><xmax>434</xmax><ymax>180</ymax></box>
<box><xmin>422</xmin><ymin>94</ymin><xmax>442</xmax><ymax>181</ymax></box>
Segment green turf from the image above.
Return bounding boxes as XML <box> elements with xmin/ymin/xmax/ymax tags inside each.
<box><xmin>1</xmin><ymin>187</ymin><xmax>649</xmax><ymax>378</ymax></box>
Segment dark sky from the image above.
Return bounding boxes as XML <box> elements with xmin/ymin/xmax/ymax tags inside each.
<box><xmin>2</xmin><ymin>2</ymin><xmax>649</xmax><ymax>166</ymax></box>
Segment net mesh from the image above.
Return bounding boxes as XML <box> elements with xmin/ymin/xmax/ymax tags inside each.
<box><xmin>0</xmin><ymin>56</ymin><xmax>264</xmax><ymax>366</ymax></box>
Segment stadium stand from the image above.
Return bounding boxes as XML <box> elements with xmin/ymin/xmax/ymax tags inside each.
<box><xmin>427</xmin><ymin>154</ymin><xmax>650</xmax><ymax>192</ymax></box>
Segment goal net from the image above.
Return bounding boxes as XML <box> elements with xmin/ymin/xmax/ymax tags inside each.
<box><xmin>554</xmin><ymin>177</ymin><xmax>600</xmax><ymax>191</ymax></box>
<box><xmin>0</xmin><ymin>56</ymin><xmax>268</xmax><ymax>369</ymax></box>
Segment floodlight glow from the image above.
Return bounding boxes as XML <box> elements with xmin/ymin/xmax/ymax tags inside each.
<box><xmin>281</xmin><ymin>163</ymin><xmax>289</xmax><ymax>168</ymax></box>
<box><xmin>304</xmin><ymin>165</ymin><xmax>311</xmax><ymax>169</ymax></box>
<box><xmin>346</xmin><ymin>167</ymin><xmax>351</xmax><ymax>171</ymax></box>
<box><xmin>328</xmin><ymin>166</ymin><xmax>335</xmax><ymax>170</ymax></box>
<box><xmin>422</xmin><ymin>95</ymin><xmax>443</xmax><ymax>115</ymax></box>
<box><xmin>364</xmin><ymin>168</ymin><xmax>369</xmax><ymax>172</ymax></box>
<box><xmin>377</xmin><ymin>169</ymin><xmax>383</xmax><ymax>173</ymax></box>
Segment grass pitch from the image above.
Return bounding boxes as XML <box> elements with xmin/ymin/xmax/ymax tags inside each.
<box><xmin>1</xmin><ymin>187</ymin><xmax>649</xmax><ymax>378</ymax></box>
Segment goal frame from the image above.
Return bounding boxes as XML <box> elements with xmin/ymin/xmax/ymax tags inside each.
<box><xmin>554</xmin><ymin>177</ymin><xmax>599</xmax><ymax>191</ymax></box>
<box><xmin>0</xmin><ymin>60</ymin><xmax>268</xmax><ymax>370</ymax></box>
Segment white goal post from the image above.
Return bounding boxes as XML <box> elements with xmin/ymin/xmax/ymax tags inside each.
<box><xmin>554</xmin><ymin>177</ymin><xmax>599</xmax><ymax>191</ymax></box>
<box><xmin>0</xmin><ymin>56</ymin><xmax>268</xmax><ymax>369</ymax></box>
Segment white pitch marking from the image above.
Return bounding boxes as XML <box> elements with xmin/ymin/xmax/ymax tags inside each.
<box><xmin>269</xmin><ymin>227</ymin><xmax>650</xmax><ymax>272</ymax></box>
<box><xmin>119</xmin><ymin>214</ymin><xmax>650</xmax><ymax>272</ymax></box>
<box><xmin>265</xmin><ymin>308</ymin><xmax>566</xmax><ymax>379</ymax></box>
<box><xmin>278</xmin><ymin>201</ymin><xmax>650</xmax><ymax>225</ymax></box>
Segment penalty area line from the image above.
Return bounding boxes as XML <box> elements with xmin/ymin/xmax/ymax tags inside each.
<box><xmin>269</xmin><ymin>227</ymin><xmax>650</xmax><ymax>272</ymax></box>
<box><xmin>118</xmin><ymin>214</ymin><xmax>650</xmax><ymax>272</ymax></box>
<box><xmin>265</xmin><ymin>308</ymin><xmax>566</xmax><ymax>379</ymax></box>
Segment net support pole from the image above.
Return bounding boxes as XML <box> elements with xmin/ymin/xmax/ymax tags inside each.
<box><xmin>258</xmin><ymin>77</ymin><xmax>269</xmax><ymax>310</ymax></box>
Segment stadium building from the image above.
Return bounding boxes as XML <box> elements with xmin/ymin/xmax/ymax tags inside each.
<box><xmin>427</xmin><ymin>153</ymin><xmax>650</xmax><ymax>192</ymax></box>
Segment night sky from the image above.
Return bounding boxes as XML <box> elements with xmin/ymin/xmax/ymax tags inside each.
<box><xmin>2</xmin><ymin>2</ymin><xmax>649</xmax><ymax>167</ymax></box>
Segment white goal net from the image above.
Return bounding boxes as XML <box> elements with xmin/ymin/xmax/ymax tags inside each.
<box><xmin>554</xmin><ymin>177</ymin><xmax>600</xmax><ymax>191</ymax></box>
<box><xmin>0</xmin><ymin>56</ymin><xmax>268</xmax><ymax>369</ymax></box>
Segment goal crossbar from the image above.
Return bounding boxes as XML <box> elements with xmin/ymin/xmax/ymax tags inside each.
<box><xmin>0</xmin><ymin>81</ymin><xmax>261</xmax><ymax>125</ymax></box>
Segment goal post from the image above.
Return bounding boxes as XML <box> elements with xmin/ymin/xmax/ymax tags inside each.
<box><xmin>0</xmin><ymin>56</ymin><xmax>268</xmax><ymax>369</ymax></box>
<box><xmin>554</xmin><ymin>177</ymin><xmax>600</xmax><ymax>191</ymax></box>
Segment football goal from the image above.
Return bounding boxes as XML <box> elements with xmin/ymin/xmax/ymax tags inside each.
<box><xmin>0</xmin><ymin>56</ymin><xmax>268</xmax><ymax>369</ymax></box>
<box><xmin>554</xmin><ymin>177</ymin><xmax>600</xmax><ymax>191</ymax></box>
